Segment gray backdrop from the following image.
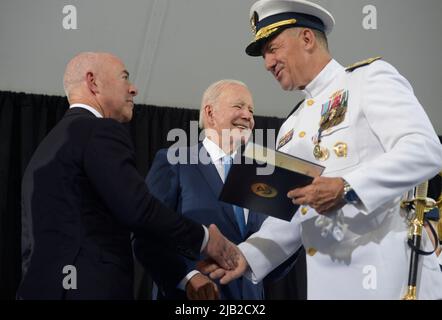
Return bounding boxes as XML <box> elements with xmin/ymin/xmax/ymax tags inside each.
<box><xmin>1</xmin><ymin>0</ymin><xmax>441</xmax><ymax>133</ymax></box>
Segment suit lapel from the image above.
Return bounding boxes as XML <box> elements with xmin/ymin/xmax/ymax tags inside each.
<box><xmin>195</xmin><ymin>144</ymin><xmax>240</xmax><ymax>234</ymax></box>
<box><xmin>194</xmin><ymin>144</ymin><xmax>223</xmax><ymax>198</ymax></box>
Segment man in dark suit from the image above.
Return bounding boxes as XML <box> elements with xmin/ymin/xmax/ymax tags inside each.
<box><xmin>18</xmin><ymin>52</ymin><xmax>237</xmax><ymax>300</ymax></box>
<box><xmin>135</xmin><ymin>80</ymin><xmax>294</xmax><ymax>300</ymax></box>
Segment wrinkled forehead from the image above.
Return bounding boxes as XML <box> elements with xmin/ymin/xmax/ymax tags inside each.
<box><xmin>221</xmin><ymin>84</ymin><xmax>254</xmax><ymax>106</ymax></box>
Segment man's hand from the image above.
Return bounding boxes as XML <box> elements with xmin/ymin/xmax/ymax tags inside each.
<box><xmin>288</xmin><ymin>176</ymin><xmax>345</xmax><ymax>214</ymax></box>
<box><xmin>197</xmin><ymin>248</ymin><xmax>249</xmax><ymax>285</ymax></box>
<box><xmin>203</xmin><ymin>224</ymin><xmax>239</xmax><ymax>270</ymax></box>
<box><xmin>186</xmin><ymin>273</ymin><xmax>220</xmax><ymax>300</ymax></box>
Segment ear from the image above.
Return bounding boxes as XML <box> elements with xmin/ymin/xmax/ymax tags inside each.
<box><xmin>204</xmin><ymin>104</ymin><xmax>215</xmax><ymax>126</ymax></box>
<box><xmin>301</xmin><ymin>28</ymin><xmax>315</xmax><ymax>50</ymax></box>
<box><xmin>86</xmin><ymin>71</ymin><xmax>99</xmax><ymax>94</ymax></box>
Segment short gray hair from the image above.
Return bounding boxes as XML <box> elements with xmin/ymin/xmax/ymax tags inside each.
<box><xmin>289</xmin><ymin>27</ymin><xmax>329</xmax><ymax>52</ymax></box>
<box><xmin>199</xmin><ymin>79</ymin><xmax>248</xmax><ymax>129</ymax></box>
<box><xmin>63</xmin><ymin>52</ymin><xmax>104</xmax><ymax>97</ymax></box>
<box><xmin>312</xmin><ymin>29</ymin><xmax>329</xmax><ymax>51</ymax></box>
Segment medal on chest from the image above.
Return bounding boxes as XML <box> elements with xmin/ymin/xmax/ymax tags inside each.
<box><xmin>313</xmin><ymin>144</ymin><xmax>330</xmax><ymax>161</ymax></box>
<box><xmin>312</xmin><ymin>90</ymin><xmax>349</xmax><ymax>161</ymax></box>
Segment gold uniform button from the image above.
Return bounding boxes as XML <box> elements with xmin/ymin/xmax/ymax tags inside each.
<box><xmin>307</xmin><ymin>248</ymin><xmax>317</xmax><ymax>256</ymax></box>
<box><xmin>299</xmin><ymin>131</ymin><xmax>306</xmax><ymax>138</ymax></box>
<box><xmin>333</xmin><ymin>142</ymin><xmax>348</xmax><ymax>158</ymax></box>
<box><xmin>307</xmin><ymin>99</ymin><xmax>315</xmax><ymax>106</ymax></box>
<box><xmin>301</xmin><ymin>207</ymin><xmax>308</xmax><ymax>215</ymax></box>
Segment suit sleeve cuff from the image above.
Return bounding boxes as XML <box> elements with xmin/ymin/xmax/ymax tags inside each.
<box><xmin>200</xmin><ymin>225</ymin><xmax>209</xmax><ymax>252</ymax></box>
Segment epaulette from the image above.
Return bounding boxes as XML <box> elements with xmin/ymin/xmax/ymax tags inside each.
<box><xmin>345</xmin><ymin>56</ymin><xmax>382</xmax><ymax>72</ymax></box>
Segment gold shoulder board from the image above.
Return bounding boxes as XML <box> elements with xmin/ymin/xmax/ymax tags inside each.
<box><xmin>345</xmin><ymin>56</ymin><xmax>382</xmax><ymax>72</ymax></box>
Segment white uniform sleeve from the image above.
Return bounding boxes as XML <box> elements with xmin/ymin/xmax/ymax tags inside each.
<box><xmin>238</xmin><ymin>215</ymin><xmax>302</xmax><ymax>283</ymax></box>
<box><xmin>343</xmin><ymin>60</ymin><xmax>442</xmax><ymax>214</ymax></box>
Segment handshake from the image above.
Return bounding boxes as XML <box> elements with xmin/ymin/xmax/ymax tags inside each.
<box><xmin>188</xmin><ymin>224</ymin><xmax>249</xmax><ymax>300</ymax></box>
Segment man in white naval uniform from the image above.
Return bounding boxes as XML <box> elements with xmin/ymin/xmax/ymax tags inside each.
<box><xmin>199</xmin><ymin>0</ymin><xmax>442</xmax><ymax>299</ymax></box>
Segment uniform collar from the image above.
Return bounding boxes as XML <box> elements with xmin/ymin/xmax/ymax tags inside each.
<box><xmin>302</xmin><ymin>59</ymin><xmax>344</xmax><ymax>98</ymax></box>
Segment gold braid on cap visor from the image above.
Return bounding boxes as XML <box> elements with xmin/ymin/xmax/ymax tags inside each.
<box><xmin>254</xmin><ymin>19</ymin><xmax>297</xmax><ymax>41</ymax></box>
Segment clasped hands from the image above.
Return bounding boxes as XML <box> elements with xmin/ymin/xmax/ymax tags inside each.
<box><xmin>195</xmin><ymin>177</ymin><xmax>345</xmax><ymax>298</ymax></box>
<box><xmin>190</xmin><ymin>224</ymin><xmax>248</xmax><ymax>299</ymax></box>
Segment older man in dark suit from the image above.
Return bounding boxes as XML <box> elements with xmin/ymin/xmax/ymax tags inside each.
<box><xmin>135</xmin><ymin>80</ymin><xmax>296</xmax><ymax>300</ymax></box>
<box><xmin>18</xmin><ymin>52</ymin><xmax>237</xmax><ymax>300</ymax></box>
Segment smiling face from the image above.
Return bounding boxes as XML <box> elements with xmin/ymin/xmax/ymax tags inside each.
<box><xmin>97</xmin><ymin>55</ymin><xmax>138</xmax><ymax>122</ymax></box>
<box><xmin>205</xmin><ymin>83</ymin><xmax>255</xmax><ymax>152</ymax></box>
<box><xmin>262</xmin><ymin>28</ymin><xmax>310</xmax><ymax>91</ymax></box>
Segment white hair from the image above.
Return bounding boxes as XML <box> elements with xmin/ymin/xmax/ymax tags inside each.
<box><xmin>199</xmin><ymin>79</ymin><xmax>248</xmax><ymax>129</ymax></box>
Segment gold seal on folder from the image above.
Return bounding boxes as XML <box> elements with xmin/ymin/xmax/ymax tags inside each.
<box><xmin>251</xmin><ymin>183</ymin><xmax>278</xmax><ymax>198</ymax></box>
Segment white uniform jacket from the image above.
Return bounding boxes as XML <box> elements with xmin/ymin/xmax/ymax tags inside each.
<box><xmin>239</xmin><ymin>59</ymin><xmax>442</xmax><ymax>299</ymax></box>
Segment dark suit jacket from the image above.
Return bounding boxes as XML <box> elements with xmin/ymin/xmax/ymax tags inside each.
<box><xmin>135</xmin><ymin>144</ymin><xmax>295</xmax><ymax>300</ymax></box>
<box><xmin>18</xmin><ymin>108</ymin><xmax>204</xmax><ymax>300</ymax></box>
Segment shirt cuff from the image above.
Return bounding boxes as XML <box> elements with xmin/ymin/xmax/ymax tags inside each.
<box><xmin>200</xmin><ymin>225</ymin><xmax>209</xmax><ymax>252</ymax></box>
<box><xmin>237</xmin><ymin>242</ymin><xmax>267</xmax><ymax>284</ymax></box>
<box><xmin>177</xmin><ymin>270</ymin><xmax>201</xmax><ymax>291</ymax></box>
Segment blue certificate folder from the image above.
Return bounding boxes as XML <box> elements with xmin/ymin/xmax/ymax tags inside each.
<box><xmin>219</xmin><ymin>142</ymin><xmax>325</xmax><ymax>221</ymax></box>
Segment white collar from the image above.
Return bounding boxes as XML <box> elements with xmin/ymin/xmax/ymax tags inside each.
<box><xmin>302</xmin><ymin>59</ymin><xmax>344</xmax><ymax>98</ymax></box>
<box><xmin>69</xmin><ymin>103</ymin><xmax>103</xmax><ymax>118</ymax></box>
<box><xmin>202</xmin><ymin>137</ymin><xmax>237</xmax><ymax>163</ymax></box>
